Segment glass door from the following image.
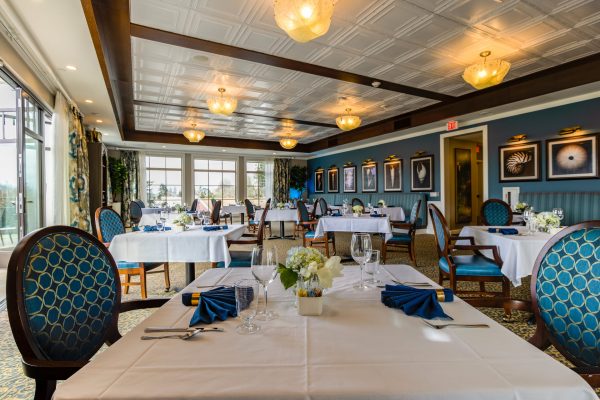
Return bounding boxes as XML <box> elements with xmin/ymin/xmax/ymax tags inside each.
<box><xmin>0</xmin><ymin>76</ymin><xmax>18</xmax><ymax>250</ymax></box>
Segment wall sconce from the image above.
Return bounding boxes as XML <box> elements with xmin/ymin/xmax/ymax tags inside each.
<box><xmin>329</xmin><ymin>164</ymin><xmax>338</xmax><ymax>170</ymax></box>
<box><xmin>384</xmin><ymin>154</ymin><xmax>399</xmax><ymax>161</ymax></box>
<box><xmin>343</xmin><ymin>161</ymin><xmax>354</xmax><ymax>167</ymax></box>
<box><xmin>559</xmin><ymin>125</ymin><xmax>582</xmax><ymax>136</ymax></box>
<box><xmin>315</xmin><ymin>167</ymin><xmax>324</xmax><ymax>172</ymax></box>
<box><xmin>362</xmin><ymin>158</ymin><xmax>376</xmax><ymax>165</ymax></box>
<box><xmin>508</xmin><ymin>134</ymin><xmax>527</xmax><ymax>143</ymax></box>
<box><xmin>413</xmin><ymin>150</ymin><xmax>426</xmax><ymax>157</ymax></box>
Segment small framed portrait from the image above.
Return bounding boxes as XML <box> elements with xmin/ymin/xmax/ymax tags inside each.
<box><xmin>314</xmin><ymin>170</ymin><xmax>324</xmax><ymax>193</ymax></box>
<box><xmin>547</xmin><ymin>134</ymin><xmax>598</xmax><ymax>180</ymax></box>
<box><xmin>343</xmin><ymin>165</ymin><xmax>356</xmax><ymax>193</ymax></box>
<box><xmin>361</xmin><ymin>163</ymin><xmax>377</xmax><ymax>192</ymax></box>
<box><xmin>499</xmin><ymin>142</ymin><xmax>541</xmax><ymax>182</ymax></box>
<box><xmin>410</xmin><ymin>155</ymin><xmax>434</xmax><ymax>191</ymax></box>
<box><xmin>384</xmin><ymin>159</ymin><xmax>402</xmax><ymax>192</ymax></box>
<box><xmin>327</xmin><ymin>168</ymin><xmax>339</xmax><ymax>193</ymax></box>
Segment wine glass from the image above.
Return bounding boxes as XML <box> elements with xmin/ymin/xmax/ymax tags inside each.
<box><xmin>251</xmin><ymin>246</ymin><xmax>279</xmax><ymax>321</ymax></box>
<box><xmin>523</xmin><ymin>208</ymin><xmax>534</xmax><ymax>235</ymax></box>
<box><xmin>351</xmin><ymin>233</ymin><xmax>372</xmax><ymax>290</ymax></box>
<box><xmin>159</xmin><ymin>210</ymin><xmax>168</xmax><ymax>231</ymax></box>
<box><xmin>552</xmin><ymin>208</ymin><xmax>564</xmax><ymax>225</ymax></box>
<box><xmin>364</xmin><ymin>250</ymin><xmax>380</xmax><ymax>285</ymax></box>
<box><xmin>234</xmin><ymin>279</ymin><xmax>261</xmax><ymax>335</ymax></box>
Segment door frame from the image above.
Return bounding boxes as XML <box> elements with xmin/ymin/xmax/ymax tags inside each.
<box><xmin>439</xmin><ymin>125</ymin><xmax>489</xmax><ymax>218</ymax></box>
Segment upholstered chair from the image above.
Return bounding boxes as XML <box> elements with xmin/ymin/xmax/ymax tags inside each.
<box><xmin>351</xmin><ymin>198</ymin><xmax>365</xmax><ymax>209</ymax></box>
<box><xmin>129</xmin><ymin>200</ymin><xmax>143</xmax><ymax>227</ymax></box>
<box><xmin>316</xmin><ymin>197</ymin><xmax>330</xmax><ymax>218</ymax></box>
<box><xmin>244</xmin><ymin>198</ymin><xmax>271</xmax><ymax>236</ymax></box>
<box><xmin>529</xmin><ymin>222</ymin><xmax>600</xmax><ymax>387</ymax></box>
<box><xmin>6</xmin><ymin>225</ymin><xmax>167</xmax><ymax>400</ymax></box>
<box><xmin>481</xmin><ymin>199</ymin><xmax>513</xmax><ymax>226</ymax></box>
<box><xmin>190</xmin><ymin>198</ymin><xmax>198</xmax><ymax>212</ymax></box>
<box><xmin>429</xmin><ymin>204</ymin><xmax>511</xmax><ymax>316</ymax></box>
<box><xmin>381</xmin><ymin>200</ymin><xmax>421</xmax><ymax>265</ymax></box>
<box><xmin>210</xmin><ymin>199</ymin><xmax>232</xmax><ymax>224</ymax></box>
<box><xmin>297</xmin><ymin>200</ymin><xmax>335</xmax><ymax>257</ymax></box>
<box><xmin>94</xmin><ymin>207</ymin><xmax>170</xmax><ymax>298</ymax></box>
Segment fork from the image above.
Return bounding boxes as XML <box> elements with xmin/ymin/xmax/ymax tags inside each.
<box><xmin>391</xmin><ymin>279</ymin><xmax>433</xmax><ymax>287</ymax></box>
<box><xmin>144</xmin><ymin>327</ymin><xmax>224</xmax><ymax>333</ymax></box>
<box><xmin>141</xmin><ymin>328</ymin><xmax>207</xmax><ymax>340</ymax></box>
<box><xmin>421</xmin><ymin>319</ymin><xmax>489</xmax><ymax>329</ymax></box>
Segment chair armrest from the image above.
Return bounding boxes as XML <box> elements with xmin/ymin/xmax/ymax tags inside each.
<box><xmin>120</xmin><ymin>298</ymin><xmax>168</xmax><ymax>313</ymax></box>
<box><xmin>390</xmin><ymin>222</ymin><xmax>412</xmax><ymax>229</ymax></box>
<box><xmin>22</xmin><ymin>358</ymin><xmax>86</xmax><ymax>380</ymax></box>
<box><xmin>241</xmin><ymin>233</ymin><xmax>258</xmax><ymax>238</ymax></box>
<box><xmin>450</xmin><ymin>235</ymin><xmax>475</xmax><ymax>245</ymax></box>
<box><xmin>299</xmin><ymin>221</ymin><xmax>317</xmax><ymax>227</ymax></box>
<box><xmin>451</xmin><ymin>244</ymin><xmax>502</xmax><ymax>264</ymax></box>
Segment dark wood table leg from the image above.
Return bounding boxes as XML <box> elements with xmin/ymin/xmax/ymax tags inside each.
<box><xmin>240</xmin><ymin>213</ymin><xmax>245</xmax><ymax>225</ymax></box>
<box><xmin>185</xmin><ymin>262</ymin><xmax>195</xmax><ymax>285</ymax></box>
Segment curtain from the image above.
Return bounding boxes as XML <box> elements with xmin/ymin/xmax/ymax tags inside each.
<box><xmin>121</xmin><ymin>150</ymin><xmax>140</xmax><ymax>227</ymax></box>
<box><xmin>47</xmin><ymin>92</ymin><xmax>70</xmax><ymax>226</ymax></box>
<box><xmin>138</xmin><ymin>151</ymin><xmax>147</xmax><ymax>204</ymax></box>
<box><xmin>68</xmin><ymin>107</ymin><xmax>91</xmax><ymax>232</ymax></box>
<box><xmin>264</xmin><ymin>160</ymin><xmax>274</xmax><ymax>206</ymax></box>
<box><xmin>273</xmin><ymin>158</ymin><xmax>290</xmax><ymax>203</ymax></box>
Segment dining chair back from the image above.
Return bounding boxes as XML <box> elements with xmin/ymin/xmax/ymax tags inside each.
<box><xmin>529</xmin><ymin>221</ymin><xmax>600</xmax><ymax>387</ymax></box>
<box><xmin>244</xmin><ymin>199</ymin><xmax>255</xmax><ymax>218</ymax></box>
<box><xmin>481</xmin><ymin>199</ymin><xmax>513</xmax><ymax>226</ymax></box>
<box><xmin>382</xmin><ymin>200</ymin><xmax>421</xmax><ymax>265</ymax></box>
<box><xmin>317</xmin><ymin>197</ymin><xmax>329</xmax><ymax>217</ymax></box>
<box><xmin>129</xmin><ymin>201</ymin><xmax>142</xmax><ymax>226</ymax></box>
<box><xmin>408</xmin><ymin>200</ymin><xmax>421</xmax><ymax>224</ymax></box>
<box><xmin>351</xmin><ymin>198</ymin><xmax>364</xmax><ymax>208</ymax></box>
<box><xmin>297</xmin><ymin>200</ymin><xmax>312</xmax><ymax>223</ymax></box>
<box><xmin>190</xmin><ymin>199</ymin><xmax>198</xmax><ymax>212</ymax></box>
<box><xmin>429</xmin><ymin>204</ymin><xmax>451</xmax><ymax>258</ymax></box>
<box><xmin>95</xmin><ymin>207</ymin><xmax>125</xmax><ymax>244</ymax></box>
<box><xmin>136</xmin><ymin>200</ymin><xmax>146</xmax><ymax>208</ymax></box>
<box><xmin>211</xmin><ymin>200</ymin><xmax>222</xmax><ymax>224</ymax></box>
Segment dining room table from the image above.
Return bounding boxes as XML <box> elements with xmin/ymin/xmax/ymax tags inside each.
<box><xmin>52</xmin><ymin>264</ymin><xmax>596</xmax><ymax>400</ymax></box>
<box><xmin>314</xmin><ymin>214</ymin><xmax>394</xmax><ymax>241</ymax></box>
<box><xmin>221</xmin><ymin>204</ymin><xmax>247</xmax><ymax>224</ymax></box>
<box><xmin>456</xmin><ymin>225</ymin><xmax>553</xmax><ymax>286</ymax></box>
<box><xmin>109</xmin><ymin>224</ymin><xmax>247</xmax><ymax>284</ymax></box>
<box><xmin>255</xmin><ymin>207</ymin><xmax>298</xmax><ymax>239</ymax></box>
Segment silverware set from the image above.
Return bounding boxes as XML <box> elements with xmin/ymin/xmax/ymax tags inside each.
<box><xmin>421</xmin><ymin>319</ymin><xmax>489</xmax><ymax>329</ymax></box>
<box><xmin>141</xmin><ymin>326</ymin><xmax>225</xmax><ymax>340</ymax></box>
<box><xmin>377</xmin><ymin>279</ymin><xmax>434</xmax><ymax>288</ymax></box>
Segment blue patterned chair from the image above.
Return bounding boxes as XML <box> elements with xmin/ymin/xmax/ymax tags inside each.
<box><xmin>529</xmin><ymin>221</ymin><xmax>600</xmax><ymax>387</ymax></box>
<box><xmin>481</xmin><ymin>199</ymin><xmax>513</xmax><ymax>226</ymax></box>
<box><xmin>6</xmin><ymin>225</ymin><xmax>167</xmax><ymax>400</ymax></box>
<box><xmin>429</xmin><ymin>204</ymin><xmax>511</xmax><ymax>316</ymax></box>
<box><xmin>94</xmin><ymin>207</ymin><xmax>170</xmax><ymax>298</ymax></box>
<box><xmin>316</xmin><ymin>197</ymin><xmax>330</xmax><ymax>217</ymax></box>
<box><xmin>211</xmin><ymin>198</ymin><xmax>232</xmax><ymax>224</ymax></box>
<box><xmin>381</xmin><ymin>200</ymin><xmax>421</xmax><ymax>265</ymax></box>
<box><xmin>297</xmin><ymin>200</ymin><xmax>335</xmax><ymax>257</ymax></box>
<box><xmin>129</xmin><ymin>200</ymin><xmax>143</xmax><ymax>227</ymax></box>
<box><xmin>244</xmin><ymin>198</ymin><xmax>271</xmax><ymax>238</ymax></box>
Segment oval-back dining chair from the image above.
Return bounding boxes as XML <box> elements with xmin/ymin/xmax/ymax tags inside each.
<box><xmin>351</xmin><ymin>198</ymin><xmax>365</xmax><ymax>208</ymax></box>
<box><xmin>6</xmin><ymin>225</ymin><xmax>167</xmax><ymax>400</ymax></box>
<box><xmin>129</xmin><ymin>200</ymin><xmax>143</xmax><ymax>226</ymax></box>
<box><xmin>211</xmin><ymin>200</ymin><xmax>222</xmax><ymax>224</ymax></box>
<box><xmin>297</xmin><ymin>200</ymin><xmax>335</xmax><ymax>257</ymax></box>
<box><xmin>529</xmin><ymin>221</ymin><xmax>600</xmax><ymax>387</ymax></box>
<box><xmin>382</xmin><ymin>200</ymin><xmax>421</xmax><ymax>265</ymax></box>
<box><xmin>95</xmin><ymin>207</ymin><xmax>170</xmax><ymax>298</ymax></box>
<box><xmin>481</xmin><ymin>199</ymin><xmax>513</xmax><ymax>226</ymax></box>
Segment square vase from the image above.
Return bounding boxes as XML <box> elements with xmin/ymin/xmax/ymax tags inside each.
<box><xmin>173</xmin><ymin>225</ymin><xmax>185</xmax><ymax>233</ymax></box>
<box><xmin>298</xmin><ymin>296</ymin><xmax>323</xmax><ymax>316</ymax></box>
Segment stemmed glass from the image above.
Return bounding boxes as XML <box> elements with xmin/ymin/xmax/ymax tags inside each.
<box><xmin>159</xmin><ymin>210</ymin><xmax>168</xmax><ymax>231</ymax></box>
<box><xmin>234</xmin><ymin>279</ymin><xmax>261</xmax><ymax>335</ymax></box>
<box><xmin>552</xmin><ymin>208</ymin><xmax>564</xmax><ymax>226</ymax></box>
<box><xmin>523</xmin><ymin>208</ymin><xmax>534</xmax><ymax>235</ymax></box>
<box><xmin>364</xmin><ymin>250</ymin><xmax>380</xmax><ymax>285</ymax></box>
<box><xmin>351</xmin><ymin>233</ymin><xmax>372</xmax><ymax>290</ymax></box>
<box><xmin>251</xmin><ymin>246</ymin><xmax>279</xmax><ymax>321</ymax></box>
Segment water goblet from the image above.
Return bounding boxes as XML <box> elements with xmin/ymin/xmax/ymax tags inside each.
<box><xmin>351</xmin><ymin>233</ymin><xmax>372</xmax><ymax>290</ymax></box>
<box><xmin>251</xmin><ymin>246</ymin><xmax>279</xmax><ymax>321</ymax></box>
<box><xmin>235</xmin><ymin>279</ymin><xmax>261</xmax><ymax>335</ymax></box>
<box><xmin>159</xmin><ymin>210</ymin><xmax>168</xmax><ymax>231</ymax></box>
<box><xmin>552</xmin><ymin>208</ymin><xmax>564</xmax><ymax>225</ymax></box>
<box><xmin>364</xmin><ymin>250</ymin><xmax>380</xmax><ymax>285</ymax></box>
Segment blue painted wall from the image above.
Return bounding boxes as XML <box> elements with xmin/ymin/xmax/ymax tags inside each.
<box><xmin>308</xmin><ymin>96</ymin><xmax>600</xmax><ymax>200</ymax></box>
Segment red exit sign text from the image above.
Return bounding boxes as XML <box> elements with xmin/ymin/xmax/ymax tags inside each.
<box><xmin>446</xmin><ymin>120</ymin><xmax>459</xmax><ymax>131</ymax></box>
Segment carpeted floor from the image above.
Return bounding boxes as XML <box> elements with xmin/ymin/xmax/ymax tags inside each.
<box><xmin>0</xmin><ymin>229</ymin><xmax>596</xmax><ymax>398</ymax></box>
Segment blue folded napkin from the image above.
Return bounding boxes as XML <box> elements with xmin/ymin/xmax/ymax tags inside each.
<box><xmin>132</xmin><ymin>226</ymin><xmax>140</xmax><ymax>232</ymax></box>
<box><xmin>370</xmin><ymin>213</ymin><xmax>387</xmax><ymax>218</ymax></box>
<box><xmin>500</xmin><ymin>228</ymin><xmax>519</xmax><ymax>235</ymax></box>
<box><xmin>381</xmin><ymin>285</ymin><xmax>453</xmax><ymax>320</ymax></box>
<box><xmin>183</xmin><ymin>287</ymin><xmax>238</xmax><ymax>326</ymax></box>
<box><xmin>143</xmin><ymin>225</ymin><xmax>171</xmax><ymax>232</ymax></box>
<box><xmin>202</xmin><ymin>225</ymin><xmax>229</xmax><ymax>231</ymax></box>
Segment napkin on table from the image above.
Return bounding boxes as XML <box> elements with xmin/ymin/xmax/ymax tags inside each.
<box><xmin>500</xmin><ymin>228</ymin><xmax>519</xmax><ymax>235</ymax></box>
<box><xmin>381</xmin><ymin>285</ymin><xmax>453</xmax><ymax>320</ymax></box>
<box><xmin>202</xmin><ymin>225</ymin><xmax>229</xmax><ymax>231</ymax></box>
<box><xmin>183</xmin><ymin>287</ymin><xmax>239</xmax><ymax>326</ymax></box>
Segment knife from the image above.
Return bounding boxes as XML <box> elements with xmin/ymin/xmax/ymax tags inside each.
<box><xmin>144</xmin><ymin>327</ymin><xmax>224</xmax><ymax>333</ymax></box>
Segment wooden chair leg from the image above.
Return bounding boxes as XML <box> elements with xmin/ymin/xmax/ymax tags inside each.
<box><xmin>331</xmin><ymin>234</ymin><xmax>336</xmax><ymax>255</ymax></box>
<box><xmin>409</xmin><ymin>240</ymin><xmax>416</xmax><ymax>265</ymax></box>
<box><xmin>502</xmin><ymin>278</ymin><xmax>512</xmax><ymax>319</ymax></box>
<box><xmin>163</xmin><ymin>262</ymin><xmax>171</xmax><ymax>291</ymax></box>
<box><xmin>479</xmin><ymin>281</ymin><xmax>486</xmax><ymax>292</ymax></box>
<box><xmin>324</xmin><ymin>239</ymin><xmax>330</xmax><ymax>257</ymax></box>
<box><xmin>438</xmin><ymin>270</ymin><xmax>444</xmax><ymax>285</ymax></box>
<box><xmin>302</xmin><ymin>235</ymin><xmax>307</xmax><ymax>248</ymax></box>
<box><xmin>139</xmin><ymin>267</ymin><xmax>147</xmax><ymax>299</ymax></box>
<box><xmin>34</xmin><ymin>379</ymin><xmax>56</xmax><ymax>400</ymax></box>
<box><xmin>122</xmin><ymin>273</ymin><xmax>130</xmax><ymax>294</ymax></box>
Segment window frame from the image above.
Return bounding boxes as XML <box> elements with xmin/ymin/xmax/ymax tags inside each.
<box><xmin>245</xmin><ymin>159</ymin><xmax>268</xmax><ymax>207</ymax></box>
<box><xmin>192</xmin><ymin>156</ymin><xmax>238</xmax><ymax>209</ymax></box>
<box><xmin>144</xmin><ymin>153</ymin><xmax>184</xmax><ymax>207</ymax></box>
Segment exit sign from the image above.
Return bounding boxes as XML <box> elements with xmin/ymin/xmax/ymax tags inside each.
<box><xmin>446</xmin><ymin>120</ymin><xmax>459</xmax><ymax>131</ymax></box>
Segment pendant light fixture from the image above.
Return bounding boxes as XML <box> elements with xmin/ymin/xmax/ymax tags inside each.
<box><xmin>207</xmin><ymin>88</ymin><xmax>237</xmax><ymax>116</ymax></box>
<box><xmin>182</xmin><ymin>124</ymin><xmax>205</xmax><ymax>143</ymax></box>
<box><xmin>336</xmin><ymin>108</ymin><xmax>361</xmax><ymax>131</ymax></box>
<box><xmin>279</xmin><ymin>136</ymin><xmax>298</xmax><ymax>150</ymax></box>
<box><xmin>273</xmin><ymin>0</ymin><xmax>337</xmax><ymax>43</ymax></box>
<box><xmin>462</xmin><ymin>51</ymin><xmax>511</xmax><ymax>90</ymax></box>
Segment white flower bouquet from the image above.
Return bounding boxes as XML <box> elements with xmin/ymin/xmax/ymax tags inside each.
<box><xmin>172</xmin><ymin>212</ymin><xmax>192</xmax><ymax>226</ymax></box>
<box><xmin>515</xmin><ymin>202</ymin><xmax>529</xmax><ymax>212</ymax></box>
<box><xmin>278</xmin><ymin>247</ymin><xmax>343</xmax><ymax>291</ymax></box>
<box><xmin>352</xmin><ymin>205</ymin><xmax>364</xmax><ymax>213</ymax></box>
<box><xmin>277</xmin><ymin>202</ymin><xmax>285</xmax><ymax>209</ymax></box>
<box><xmin>535</xmin><ymin>212</ymin><xmax>560</xmax><ymax>230</ymax></box>
<box><xmin>378</xmin><ymin>200</ymin><xmax>386</xmax><ymax>207</ymax></box>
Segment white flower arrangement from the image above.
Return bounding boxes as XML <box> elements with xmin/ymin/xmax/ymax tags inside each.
<box><xmin>378</xmin><ymin>200</ymin><xmax>386</xmax><ymax>207</ymax></box>
<box><xmin>172</xmin><ymin>212</ymin><xmax>192</xmax><ymax>226</ymax></box>
<box><xmin>515</xmin><ymin>202</ymin><xmax>529</xmax><ymax>212</ymax></box>
<box><xmin>277</xmin><ymin>202</ymin><xmax>285</xmax><ymax>209</ymax></box>
<box><xmin>352</xmin><ymin>205</ymin><xmax>364</xmax><ymax>213</ymax></box>
<box><xmin>278</xmin><ymin>247</ymin><xmax>343</xmax><ymax>290</ymax></box>
<box><xmin>534</xmin><ymin>212</ymin><xmax>560</xmax><ymax>230</ymax></box>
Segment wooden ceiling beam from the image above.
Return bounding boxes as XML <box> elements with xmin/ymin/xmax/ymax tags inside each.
<box><xmin>129</xmin><ymin>23</ymin><xmax>453</xmax><ymax>102</ymax></box>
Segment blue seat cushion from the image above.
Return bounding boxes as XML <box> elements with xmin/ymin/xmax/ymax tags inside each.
<box><xmin>305</xmin><ymin>231</ymin><xmax>316</xmax><ymax>238</ymax></box>
<box><xmin>439</xmin><ymin>255</ymin><xmax>503</xmax><ymax>277</ymax></box>
<box><xmin>117</xmin><ymin>261</ymin><xmax>163</xmax><ymax>270</ymax></box>
<box><xmin>388</xmin><ymin>233</ymin><xmax>411</xmax><ymax>244</ymax></box>
<box><xmin>216</xmin><ymin>251</ymin><xmax>252</xmax><ymax>268</ymax></box>
<box><xmin>249</xmin><ymin>220</ymin><xmax>258</xmax><ymax>225</ymax></box>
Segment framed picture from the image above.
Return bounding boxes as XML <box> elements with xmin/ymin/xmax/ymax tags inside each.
<box><xmin>547</xmin><ymin>134</ymin><xmax>599</xmax><ymax>180</ymax></box>
<box><xmin>343</xmin><ymin>165</ymin><xmax>356</xmax><ymax>193</ymax></box>
<box><xmin>410</xmin><ymin>155</ymin><xmax>434</xmax><ymax>191</ymax></box>
<box><xmin>361</xmin><ymin>164</ymin><xmax>377</xmax><ymax>192</ymax></box>
<box><xmin>327</xmin><ymin>168</ymin><xmax>339</xmax><ymax>193</ymax></box>
<box><xmin>314</xmin><ymin>170</ymin><xmax>324</xmax><ymax>193</ymax></box>
<box><xmin>499</xmin><ymin>141</ymin><xmax>541</xmax><ymax>182</ymax></box>
<box><xmin>383</xmin><ymin>160</ymin><xmax>403</xmax><ymax>192</ymax></box>
<box><xmin>455</xmin><ymin>148</ymin><xmax>472</xmax><ymax>224</ymax></box>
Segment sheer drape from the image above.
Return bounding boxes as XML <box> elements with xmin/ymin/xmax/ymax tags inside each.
<box><xmin>273</xmin><ymin>158</ymin><xmax>290</xmax><ymax>203</ymax></box>
<box><xmin>121</xmin><ymin>150</ymin><xmax>140</xmax><ymax>226</ymax></box>
<box><xmin>138</xmin><ymin>151</ymin><xmax>147</xmax><ymax>204</ymax></box>
<box><xmin>68</xmin><ymin>107</ymin><xmax>91</xmax><ymax>232</ymax></box>
<box><xmin>46</xmin><ymin>92</ymin><xmax>70</xmax><ymax>226</ymax></box>
<box><xmin>264</xmin><ymin>160</ymin><xmax>274</xmax><ymax>205</ymax></box>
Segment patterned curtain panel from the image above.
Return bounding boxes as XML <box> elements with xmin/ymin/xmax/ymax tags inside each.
<box><xmin>68</xmin><ymin>108</ymin><xmax>92</xmax><ymax>232</ymax></box>
<box><xmin>121</xmin><ymin>150</ymin><xmax>140</xmax><ymax>227</ymax></box>
<box><xmin>273</xmin><ymin>158</ymin><xmax>290</xmax><ymax>203</ymax></box>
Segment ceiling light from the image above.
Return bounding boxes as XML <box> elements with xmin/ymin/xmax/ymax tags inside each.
<box><xmin>336</xmin><ymin>108</ymin><xmax>361</xmax><ymax>131</ymax></box>
<box><xmin>182</xmin><ymin>124</ymin><xmax>205</xmax><ymax>143</ymax></box>
<box><xmin>65</xmin><ymin>65</ymin><xmax>77</xmax><ymax>71</ymax></box>
<box><xmin>207</xmin><ymin>88</ymin><xmax>237</xmax><ymax>116</ymax></box>
<box><xmin>162</xmin><ymin>146</ymin><xmax>166</xmax><ymax>148</ymax></box>
<box><xmin>463</xmin><ymin>51</ymin><xmax>510</xmax><ymax>90</ymax></box>
<box><xmin>96</xmin><ymin>119</ymin><xmax>103</xmax><ymax>123</ymax></box>
<box><xmin>273</xmin><ymin>0</ymin><xmax>337</xmax><ymax>43</ymax></box>
<box><xmin>279</xmin><ymin>136</ymin><xmax>298</xmax><ymax>150</ymax></box>
<box><xmin>84</xmin><ymin>99</ymin><xmax>93</xmax><ymax>103</ymax></box>
<box><xmin>222</xmin><ymin>149</ymin><xmax>227</xmax><ymax>152</ymax></box>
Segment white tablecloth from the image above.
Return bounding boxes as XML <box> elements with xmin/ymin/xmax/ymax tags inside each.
<box><xmin>108</xmin><ymin>224</ymin><xmax>246</xmax><ymax>266</ymax></box>
<box><xmin>314</xmin><ymin>215</ymin><xmax>393</xmax><ymax>241</ymax></box>
<box><xmin>221</xmin><ymin>205</ymin><xmax>246</xmax><ymax>215</ymax></box>
<box><xmin>139</xmin><ymin>208</ymin><xmax>169</xmax><ymax>226</ymax></box>
<box><xmin>375</xmin><ymin>206</ymin><xmax>405</xmax><ymax>221</ymax></box>
<box><xmin>255</xmin><ymin>208</ymin><xmax>298</xmax><ymax>222</ymax></box>
<box><xmin>458</xmin><ymin>226</ymin><xmax>552</xmax><ymax>286</ymax></box>
<box><xmin>54</xmin><ymin>265</ymin><xmax>595</xmax><ymax>400</ymax></box>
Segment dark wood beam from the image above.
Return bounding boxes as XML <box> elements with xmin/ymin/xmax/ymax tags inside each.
<box><xmin>133</xmin><ymin>100</ymin><xmax>339</xmax><ymax>129</ymax></box>
<box><xmin>307</xmin><ymin>52</ymin><xmax>600</xmax><ymax>152</ymax></box>
<box><xmin>129</xmin><ymin>23</ymin><xmax>453</xmax><ymax>102</ymax></box>
<box><xmin>130</xmin><ymin>130</ymin><xmax>310</xmax><ymax>152</ymax></box>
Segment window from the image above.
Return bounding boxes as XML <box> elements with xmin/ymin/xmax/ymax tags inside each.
<box><xmin>145</xmin><ymin>155</ymin><xmax>183</xmax><ymax>207</ymax></box>
<box><xmin>246</xmin><ymin>161</ymin><xmax>266</xmax><ymax>207</ymax></box>
<box><xmin>193</xmin><ymin>159</ymin><xmax>236</xmax><ymax>210</ymax></box>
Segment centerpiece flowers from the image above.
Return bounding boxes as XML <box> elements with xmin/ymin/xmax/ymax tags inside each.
<box><xmin>352</xmin><ymin>205</ymin><xmax>363</xmax><ymax>217</ymax></box>
<box><xmin>535</xmin><ymin>212</ymin><xmax>561</xmax><ymax>233</ymax></box>
<box><xmin>514</xmin><ymin>202</ymin><xmax>529</xmax><ymax>212</ymax></box>
<box><xmin>277</xmin><ymin>202</ymin><xmax>285</xmax><ymax>209</ymax></box>
<box><xmin>378</xmin><ymin>200</ymin><xmax>386</xmax><ymax>208</ymax></box>
<box><xmin>172</xmin><ymin>212</ymin><xmax>193</xmax><ymax>232</ymax></box>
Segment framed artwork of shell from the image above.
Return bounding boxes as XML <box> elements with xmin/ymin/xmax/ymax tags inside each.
<box><xmin>499</xmin><ymin>142</ymin><xmax>541</xmax><ymax>182</ymax></box>
<box><xmin>410</xmin><ymin>155</ymin><xmax>434</xmax><ymax>191</ymax></box>
<box><xmin>546</xmin><ymin>134</ymin><xmax>598</xmax><ymax>180</ymax></box>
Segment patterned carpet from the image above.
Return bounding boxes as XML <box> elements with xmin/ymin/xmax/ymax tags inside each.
<box><xmin>0</xmin><ymin>231</ymin><xmax>596</xmax><ymax>398</ymax></box>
